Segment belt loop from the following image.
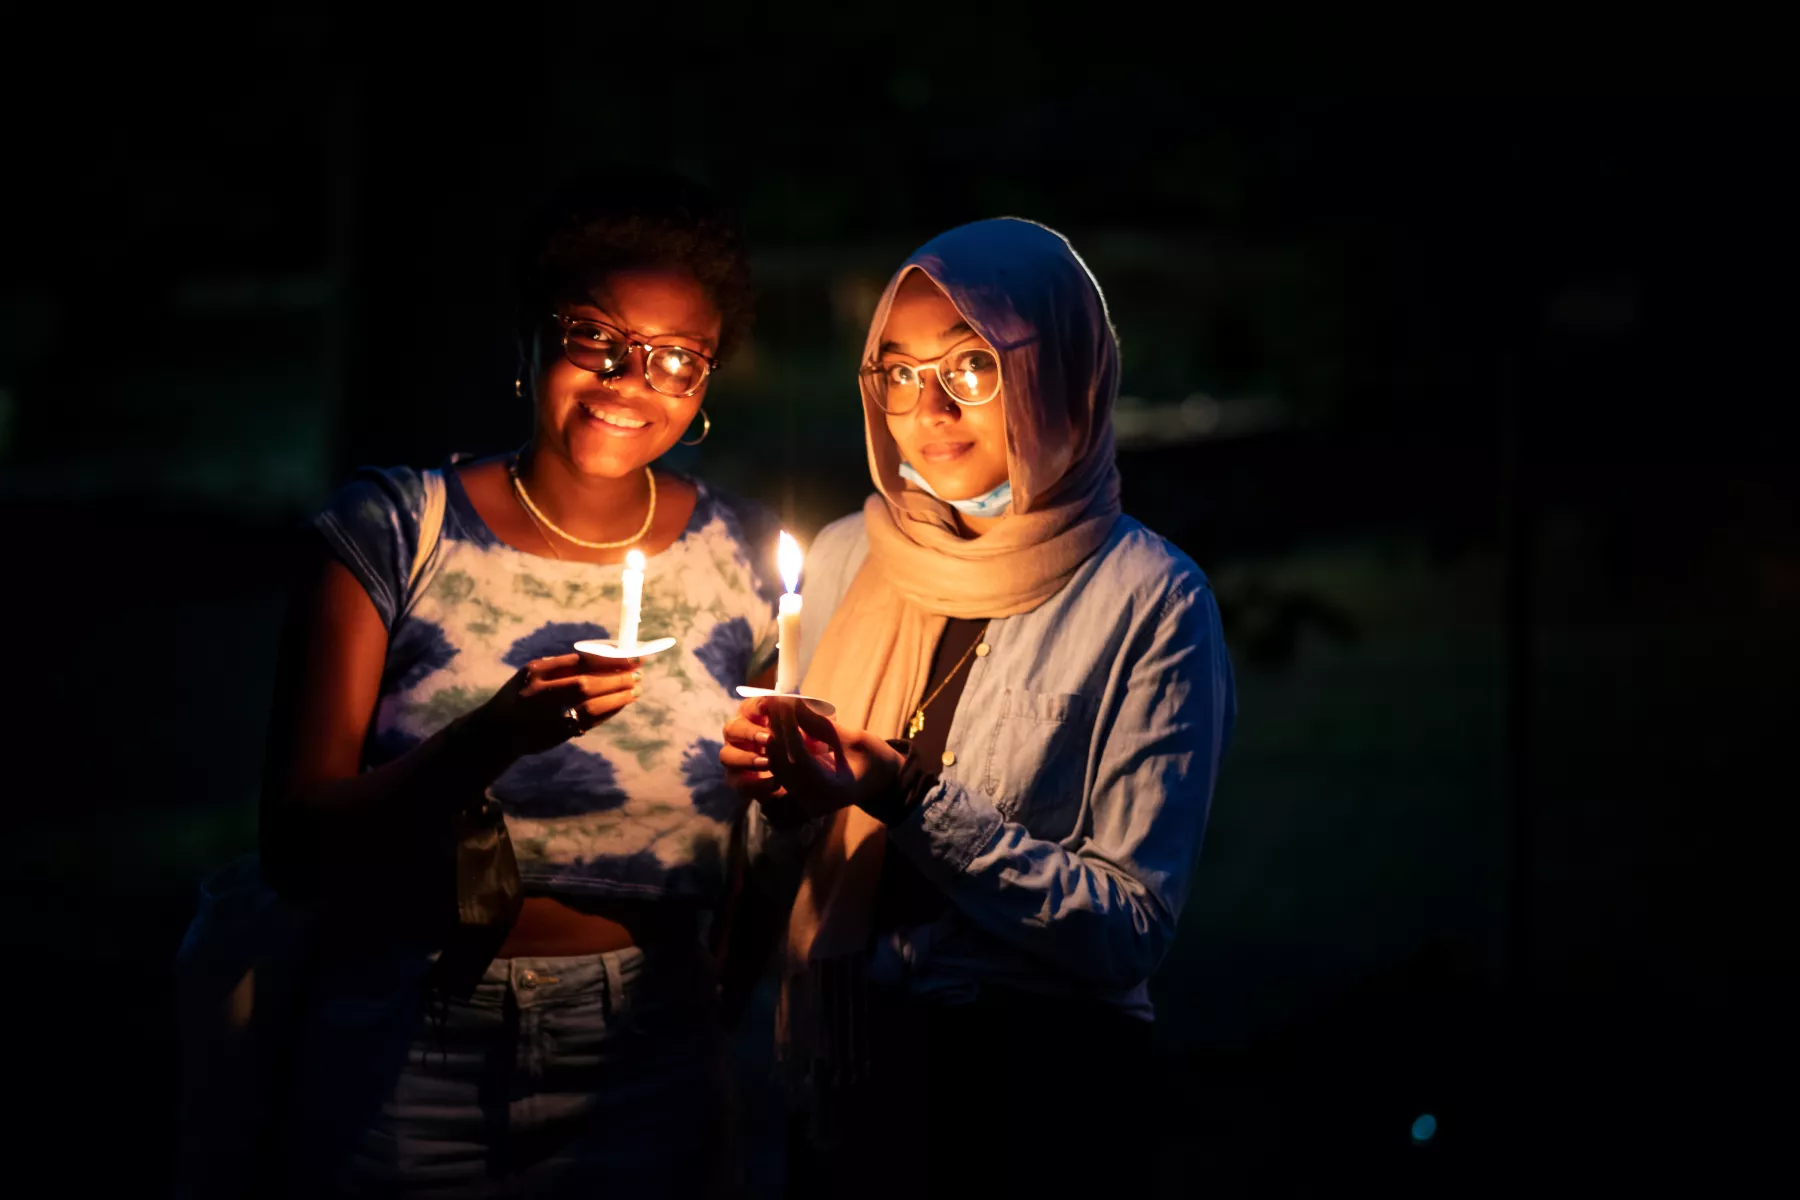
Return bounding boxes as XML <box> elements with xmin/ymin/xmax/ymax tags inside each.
<box><xmin>601</xmin><ymin>950</ymin><xmax>628</xmax><ymax>1024</ymax></box>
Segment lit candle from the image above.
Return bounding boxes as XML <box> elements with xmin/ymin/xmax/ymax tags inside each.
<box><xmin>776</xmin><ymin>531</ymin><xmax>803</xmax><ymax>693</ymax></box>
<box><xmin>619</xmin><ymin>548</ymin><xmax>646</xmax><ymax>650</ymax></box>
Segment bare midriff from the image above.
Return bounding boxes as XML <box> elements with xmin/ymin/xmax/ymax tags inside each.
<box><xmin>497</xmin><ymin>894</ymin><xmax>699</xmax><ymax>958</ymax></box>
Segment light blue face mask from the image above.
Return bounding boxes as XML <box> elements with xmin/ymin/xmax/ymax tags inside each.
<box><xmin>898</xmin><ymin>461</ymin><xmax>1013</xmax><ymax>518</ymax></box>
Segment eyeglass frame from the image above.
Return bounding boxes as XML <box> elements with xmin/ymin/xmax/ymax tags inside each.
<box><xmin>551</xmin><ymin>313</ymin><xmax>719</xmax><ymax>398</ymax></box>
<box><xmin>861</xmin><ymin>342</ymin><xmax>1004</xmax><ymax>415</ymax></box>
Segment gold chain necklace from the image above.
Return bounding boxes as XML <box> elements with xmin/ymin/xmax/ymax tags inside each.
<box><xmin>509</xmin><ymin>457</ymin><xmax>656</xmax><ymax>550</ymax></box>
<box><xmin>907</xmin><ymin>620</ymin><xmax>991</xmax><ymax>740</ymax></box>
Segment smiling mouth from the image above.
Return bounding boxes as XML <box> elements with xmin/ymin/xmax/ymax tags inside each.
<box><xmin>579</xmin><ymin>401</ymin><xmax>651</xmax><ymax>431</ymax></box>
<box><xmin>918</xmin><ymin>441</ymin><xmax>974</xmax><ymax>461</ymax></box>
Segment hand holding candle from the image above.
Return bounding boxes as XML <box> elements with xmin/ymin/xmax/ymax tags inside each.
<box><xmin>775</xmin><ymin>531</ymin><xmax>802</xmax><ymax>693</ymax></box>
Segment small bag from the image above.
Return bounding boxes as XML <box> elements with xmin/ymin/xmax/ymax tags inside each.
<box><xmin>453</xmin><ymin>790</ymin><xmax>523</xmax><ymax>930</ymax></box>
<box><xmin>429</xmin><ymin>789</ymin><xmax>526</xmax><ymax>994</ymax></box>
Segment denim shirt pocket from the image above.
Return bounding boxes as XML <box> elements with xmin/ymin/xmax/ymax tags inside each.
<box><xmin>979</xmin><ymin>687</ymin><xmax>1093</xmax><ymax>832</ymax></box>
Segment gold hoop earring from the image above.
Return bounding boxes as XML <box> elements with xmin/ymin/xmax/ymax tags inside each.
<box><xmin>515</xmin><ymin>372</ymin><xmax>524</xmax><ymax>399</ymax></box>
<box><xmin>679</xmin><ymin>407</ymin><xmax>711</xmax><ymax>446</ymax></box>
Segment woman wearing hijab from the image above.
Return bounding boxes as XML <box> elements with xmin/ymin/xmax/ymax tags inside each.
<box><xmin>720</xmin><ymin>218</ymin><xmax>1237</xmax><ymax>1195</ymax></box>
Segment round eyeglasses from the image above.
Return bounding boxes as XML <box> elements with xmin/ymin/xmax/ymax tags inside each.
<box><xmin>863</xmin><ymin>345</ymin><xmax>1002</xmax><ymax>415</ymax></box>
<box><xmin>555</xmin><ymin>315</ymin><xmax>717</xmax><ymax>398</ymax></box>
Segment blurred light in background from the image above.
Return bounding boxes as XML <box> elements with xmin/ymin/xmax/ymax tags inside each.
<box><xmin>1112</xmin><ymin>390</ymin><xmax>1287</xmax><ymax>447</ymax></box>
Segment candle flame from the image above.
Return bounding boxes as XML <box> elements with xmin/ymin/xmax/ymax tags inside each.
<box><xmin>778</xmin><ymin>531</ymin><xmax>802</xmax><ymax>593</ymax></box>
<box><xmin>625</xmin><ymin>548</ymin><xmax>646</xmax><ymax>571</ymax></box>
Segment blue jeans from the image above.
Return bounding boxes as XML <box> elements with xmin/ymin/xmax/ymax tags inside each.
<box><xmin>282</xmin><ymin>942</ymin><xmax>732</xmax><ymax>1197</ymax></box>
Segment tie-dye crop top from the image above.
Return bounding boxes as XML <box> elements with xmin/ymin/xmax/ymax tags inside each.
<box><xmin>313</xmin><ymin>459</ymin><xmax>782</xmax><ymax>902</ymax></box>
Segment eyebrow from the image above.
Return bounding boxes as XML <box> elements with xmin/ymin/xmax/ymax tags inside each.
<box><xmin>879</xmin><ymin>321</ymin><xmax>974</xmax><ymax>357</ymax></box>
<box><xmin>568</xmin><ymin>300</ymin><xmax>717</xmax><ymax>348</ymax></box>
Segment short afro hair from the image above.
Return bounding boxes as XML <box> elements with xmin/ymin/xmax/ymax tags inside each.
<box><xmin>514</xmin><ymin>166</ymin><xmax>755</xmax><ymax>365</ymax></box>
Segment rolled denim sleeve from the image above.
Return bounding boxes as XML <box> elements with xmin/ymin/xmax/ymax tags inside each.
<box><xmin>885</xmin><ymin>582</ymin><xmax>1235</xmax><ymax>989</ymax></box>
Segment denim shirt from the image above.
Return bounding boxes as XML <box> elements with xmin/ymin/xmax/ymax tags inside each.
<box><xmin>748</xmin><ymin>507</ymin><xmax>1236</xmax><ymax>1019</ymax></box>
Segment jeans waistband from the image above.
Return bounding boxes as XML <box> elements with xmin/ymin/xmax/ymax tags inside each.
<box><xmin>462</xmin><ymin>942</ymin><xmax>716</xmax><ymax>1017</ymax></box>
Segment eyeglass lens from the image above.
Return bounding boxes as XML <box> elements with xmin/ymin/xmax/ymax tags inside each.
<box><xmin>564</xmin><ymin>322</ymin><xmax>708</xmax><ymax>396</ymax></box>
<box><xmin>872</xmin><ymin>347</ymin><xmax>1000</xmax><ymax>412</ymax></box>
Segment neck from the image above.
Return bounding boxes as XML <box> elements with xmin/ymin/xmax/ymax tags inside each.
<box><xmin>517</xmin><ymin>443</ymin><xmax>654</xmax><ymax>542</ymax></box>
<box><xmin>955</xmin><ymin>510</ymin><xmax>1003</xmax><ymax>538</ymax></box>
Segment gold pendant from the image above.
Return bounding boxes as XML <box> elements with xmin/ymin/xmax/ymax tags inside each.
<box><xmin>907</xmin><ymin>709</ymin><xmax>926</xmax><ymax>739</ymax></box>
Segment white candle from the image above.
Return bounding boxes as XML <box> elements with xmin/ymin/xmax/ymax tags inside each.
<box><xmin>775</xmin><ymin>531</ymin><xmax>803</xmax><ymax>693</ymax></box>
<box><xmin>619</xmin><ymin>548</ymin><xmax>646</xmax><ymax>650</ymax></box>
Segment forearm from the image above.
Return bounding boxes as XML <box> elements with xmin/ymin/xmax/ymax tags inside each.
<box><xmin>883</xmin><ymin>778</ymin><xmax>1180</xmax><ymax>989</ymax></box>
<box><xmin>261</xmin><ymin>708</ymin><xmax>515</xmax><ymax>897</ymax></box>
<box><xmin>879</xmin><ymin>582</ymin><xmax>1231</xmax><ymax>988</ymax></box>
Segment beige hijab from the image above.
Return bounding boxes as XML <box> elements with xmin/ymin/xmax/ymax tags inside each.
<box><xmin>776</xmin><ymin>218</ymin><xmax>1124</xmax><ymax>1071</ymax></box>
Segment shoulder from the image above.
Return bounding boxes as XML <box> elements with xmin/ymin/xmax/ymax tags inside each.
<box><xmin>811</xmin><ymin>509</ymin><xmax>869</xmax><ymax>559</ymax></box>
<box><xmin>312</xmin><ymin>464</ymin><xmax>438</xmax><ymax>629</ymax></box>
<box><xmin>693</xmin><ymin>477</ymin><xmax>780</xmax><ymax>575</ymax></box>
<box><xmin>696</xmin><ymin>477</ymin><xmax>780</xmax><ymax>551</ymax></box>
<box><xmin>804</xmin><ymin>508</ymin><xmax>872</xmax><ymax>595</ymax></box>
<box><xmin>1075</xmin><ymin>519</ymin><xmax>1231</xmax><ymax>712</ymax></box>
<box><xmin>1085</xmin><ymin>514</ymin><xmax>1215</xmax><ymax>618</ymax></box>
<box><xmin>314</xmin><ymin>462</ymin><xmax>437</xmax><ymax>542</ymax></box>
<box><xmin>690</xmin><ymin>478</ymin><xmax>785</xmax><ymax>607</ymax></box>
<box><xmin>318</xmin><ymin>463</ymin><xmax>434</xmax><ymax>529</ymax></box>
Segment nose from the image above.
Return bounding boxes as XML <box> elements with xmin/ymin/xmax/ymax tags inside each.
<box><xmin>601</xmin><ymin>346</ymin><xmax>661</xmax><ymax>404</ymax></box>
<box><xmin>915</xmin><ymin>371</ymin><xmax>961</xmax><ymax>423</ymax></box>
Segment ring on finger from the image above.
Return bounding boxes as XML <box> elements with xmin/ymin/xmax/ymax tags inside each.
<box><xmin>561</xmin><ymin>705</ymin><xmax>586</xmax><ymax>737</ymax></box>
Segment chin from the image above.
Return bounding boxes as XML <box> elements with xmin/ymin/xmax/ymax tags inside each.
<box><xmin>576</xmin><ymin>450</ymin><xmax>659</xmax><ymax>480</ymax></box>
<box><xmin>563</xmin><ymin>426</ymin><xmax>664</xmax><ymax>478</ymax></box>
<box><xmin>919</xmin><ymin>465</ymin><xmax>1005</xmax><ymax>502</ymax></box>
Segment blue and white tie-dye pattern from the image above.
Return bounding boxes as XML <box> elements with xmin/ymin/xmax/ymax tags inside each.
<box><xmin>315</xmin><ymin>462</ymin><xmax>782</xmax><ymax>902</ymax></box>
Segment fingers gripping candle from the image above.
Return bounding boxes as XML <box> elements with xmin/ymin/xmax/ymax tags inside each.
<box><xmin>619</xmin><ymin>548</ymin><xmax>646</xmax><ymax>651</ymax></box>
<box><xmin>776</xmin><ymin>531</ymin><xmax>803</xmax><ymax>693</ymax></box>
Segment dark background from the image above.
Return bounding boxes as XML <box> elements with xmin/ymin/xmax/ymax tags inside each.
<box><xmin>3</xmin><ymin>12</ymin><xmax>1794</xmax><ymax>1196</ymax></box>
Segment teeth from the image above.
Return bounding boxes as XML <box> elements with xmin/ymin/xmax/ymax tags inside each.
<box><xmin>582</xmin><ymin>404</ymin><xmax>647</xmax><ymax>429</ymax></box>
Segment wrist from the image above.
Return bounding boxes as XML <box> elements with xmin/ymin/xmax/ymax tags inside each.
<box><xmin>869</xmin><ymin>735</ymin><xmax>905</xmax><ymax>795</ymax></box>
<box><xmin>443</xmin><ymin>706</ymin><xmax>516</xmax><ymax>784</ymax></box>
<box><xmin>854</xmin><ymin>738</ymin><xmax>912</xmax><ymax>825</ymax></box>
